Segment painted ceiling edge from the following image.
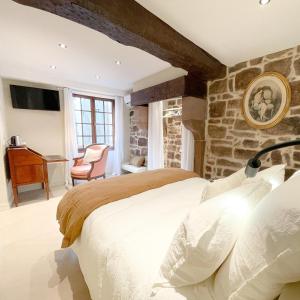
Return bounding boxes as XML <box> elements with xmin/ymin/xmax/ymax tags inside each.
<box><xmin>12</xmin><ymin>0</ymin><xmax>227</xmax><ymax>82</ymax></box>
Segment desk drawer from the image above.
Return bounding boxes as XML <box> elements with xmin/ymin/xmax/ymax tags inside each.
<box><xmin>15</xmin><ymin>164</ymin><xmax>44</xmax><ymax>184</ymax></box>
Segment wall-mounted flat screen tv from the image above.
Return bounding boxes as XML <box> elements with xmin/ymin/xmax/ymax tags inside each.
<box><xmin>10</xmin><ymin>85</ymin><xmax>60</xmax><ymax>111</ymax></box>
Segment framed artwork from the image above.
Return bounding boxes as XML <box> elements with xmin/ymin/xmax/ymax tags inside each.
<box><xmin>242</xmin><ymin>72</ymin><xmax>291</xmax><ymax>129</ymax></box>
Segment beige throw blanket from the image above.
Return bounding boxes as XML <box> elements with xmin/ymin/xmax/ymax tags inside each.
<box><xmin>57</xmin><ymin>168</ymin><xmax>198</xmax><ymax>248</ymax></box>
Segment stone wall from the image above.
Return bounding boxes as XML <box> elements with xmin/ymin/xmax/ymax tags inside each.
<box><xmin>129</xmin><ymin>106</ymin><xmax>148</xmax><ymax>161</ymax></box>
<box><xmin>205</xmin><ymin>45</ymin><xmax>300</xmax><ymax>179</ymax></box>
<box><xmin>163</xmin><ymin>99</ymin><xmax>182</xmax><ymax>168</ymax></box>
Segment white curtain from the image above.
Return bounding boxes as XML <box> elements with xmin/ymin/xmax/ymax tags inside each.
<box><xmin>112</xmin><ymin>96</ymin><xmax>124</xmax><ymax>176</ymax></box>
<box><xmin>64</xmin><ymin>88</ymin><xmax>78</xmax><ymax>185</ymax></box>
<box><xmin>148</xmin><ymin>101</ymin><xmax>164</xmax><ymax>170</ymax></box>
<box><xmin>181</xmin><ymin>124</ymin><xmax>195</xmax><ymax>171</ymax></box>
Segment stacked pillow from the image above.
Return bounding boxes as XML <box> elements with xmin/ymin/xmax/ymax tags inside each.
<box><xmin>214</xmin><ymin>170</ymin><xmax>300</xmax><ymax>300</ymax></box>
<box><xmin>204</xmin><ymin>164</ymin><xmax>285</xmax><ymax>201</ymax></box>
<box><xmin>154</xmin><ymin>179</ymin><xmax>272</xmax><ymax>288</ymax></box>
<box><xmin>154</xmin><ymin>164</ymin><xmax>289</xmax><ymax>296</ymax></box>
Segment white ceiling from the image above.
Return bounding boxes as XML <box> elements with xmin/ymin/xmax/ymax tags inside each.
<box><xmin>136</xmin><ymin>0</ymin><xmax>300</xmax><ymax>66</ymax></box>
<box><xmin>0</xmin><ymin>0</ymin><xmax>173</xmax><ymax>93</ymax></box>
<box><xmin>1</xmin><ymin>0</ymin><xmax>300</xmax><ymax>93</ymax></box>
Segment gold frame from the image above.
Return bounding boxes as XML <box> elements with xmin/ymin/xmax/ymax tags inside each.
<box><xmin>241</xmin><ymin>72</ymin><xmax>291</xmax><ymax>129</ymax></box>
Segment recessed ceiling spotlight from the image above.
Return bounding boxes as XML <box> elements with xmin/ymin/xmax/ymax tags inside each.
<box><xmin>259</xmin><ymin>0</ymin><xmax>271</xmax><ymax>6</ymax></box>
<box><xmin>58</xmin><ymin>43</ymin><xmax>67</xmax><ymax>49</ymax></box>
<box><xmin>115</xmin><ymin>60</ymin><xmax>121</xmax><ymax>65</ymax></box>
<box><xmin>50</xmin><ymin>65</ymin><xmax>57</xmax><ymax>70</ymax></box>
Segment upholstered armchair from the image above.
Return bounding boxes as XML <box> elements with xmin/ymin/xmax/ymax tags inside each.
<box><xmin>71</xmin><ymin>144</ymin><xmax>109</xmax><ymax>186</ymax></box>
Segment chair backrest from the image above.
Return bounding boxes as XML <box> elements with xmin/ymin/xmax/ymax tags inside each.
<box><xmin>87</xmin><ymin>144</ymin><xmax>109</xmax><ymax>177</ymax></box>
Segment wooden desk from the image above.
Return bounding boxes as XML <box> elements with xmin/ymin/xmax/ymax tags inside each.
<box><xmin>44</xmin><ymin>155</ymin><xmax>68</xmax><ymax>163</ymax></box>
<box><xmin>7</xmin><ymin>147</ymin><xmax>68</xmax><ymax>207</ymax></box>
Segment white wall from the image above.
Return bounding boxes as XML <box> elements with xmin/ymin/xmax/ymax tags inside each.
<box><xmin>3</xmin><ymin>79</ymin><xmax>66</xmax><ymax>190</ymax></box>
<box><xmin>132</xmin><ymin>67</ymin><xmax>187</xmax><ymax>92</ymax></box>
<box><xmin>0</xmin><ymin>78</ymin><xmax>10</xmax><ymax>210</ymax></box>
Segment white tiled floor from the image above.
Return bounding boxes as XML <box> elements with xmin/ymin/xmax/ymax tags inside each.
<box><xmin>0</xmin><ymin>186</ymin><xmax>91</xmax><ymax>300</ymax></box>
<box><xmin>17</xmin><ymin>185</ymin><xmax>69</xmax><ymax>207</ymax></box>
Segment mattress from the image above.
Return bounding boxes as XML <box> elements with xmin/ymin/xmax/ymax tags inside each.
<box><xmin>72</xmin><ymin>177</ymin><xmax>208</xmax><ymax>300</ymax></box>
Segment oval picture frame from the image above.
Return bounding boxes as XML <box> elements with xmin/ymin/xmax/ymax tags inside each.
<box><xmin>241</xmin><ymin>72</ymin><xmax>291</xmax><ymax>129</ymax></box>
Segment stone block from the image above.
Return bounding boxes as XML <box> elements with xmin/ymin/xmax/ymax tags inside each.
<box><xmin>138</xmin><ymin>138</ymin><xmax>147</xmax><ymax>146</ymax></box>
<box><xmin>208</xmin><ymin>125</ymin><xmax>227</xmax><ymax>139</ymax></box>
<box><xmin>264</xmin><ymin>117</ymin><xmax>300</xmax><ymax>135</ymax></box>
<box><xmin>235</xmin><ymin>68</ymin><xmax>261</xmax><ymax>91</ymax></box>
<box><xmin>223</xmin><ymin>169</ymin><xmax>236</xmax><ymax>176</ymax></box>
<box><xmin>294</xmin><ymin>58</ymin><xmax>300</xmax><ymax>76</ymax></box>
<box><xmin>209</xmin><ymin>78</ymin><xmax>228</xmax><ymax>94</ymax></box>
<box><xmin>293</xmin><ymin>151</ymin><xmax>300</xmax><ymax>162</ymax></box>
<box><xmin>222</xmin><ymin>118</ymin><xmax>235</xmax><ymax>125</ymax></box>
<box><xmin>250</xmin><ymin>57</ymin><xmax>263</xmax><ymax>66</ymax></box>
<box><xmin>209</xmin><ymin>119</ymin><xmax>221</xmax><ymax>124</ymax></box>
<box><xmin>230</xmin><ymin>130</ymin><xmax>256</xmax><ymax>138</ymax></box>
<box><xmin>264</xmin><ymin>57</ymin><xmax>292</xmax><ymax>77</ymax></box>
<box><xmin>209</xmin><ymin>101</ymin><xmax>226</xmax><ymax>118</ymax></box>
<box><xmin>266</xmin><ymin>48</ymin><xmax>292</xmax><ymax>60</ymax></box>
<box><xmin>291</xmin><ymin>81</ymin><xmax>300</xmax><ymax>107</ymax></box>
<box><xmin>260</xmin><ymin>139</ymin><xmax>276</xmax><ymax>148</ymax></box>
<box><xmin>229</xmin><ymin>78</ymin><xmax>234</xmax><ymax>92</ymax></box>
<box><xmin>271</xmin><ymin>150</ymin><xmax>282</xmax><ymax>164</ymax></box>
<box><xmin>234</xmin><ymin>119</ymin><xmax>251</xmax><ymax>130</ymax></box>
<box><xmin>216</xmin><ymin>159</ymin><xmax>243</xmax><ymax>168</ymax></box>
<box><xmin>229</xmin><ymin>62</ymin><xmax>247</xmax><ymax>73</ymax></box>
<box><xmin>285</xmin><ymin>168</ymin><xmax>296</xmax><ymax>180</ymax></box>
<box><xmin>211</xmin><ymin>145</ymin><xmax>232</xmax><ymax>157</ymax></box>
<box><xmin>243</xmin><ymin>139</ymin><xmax>259</xmax><ymax>148</ymax></box>
<box><xmin>227</xmin><ymin>99</ymin><xmax>241</xmax><ymax>110</ymax></box>
<box><xmin>234</xmin><ymin>148</ymin><xmax>257</xmax><ymax>160</ymax></box>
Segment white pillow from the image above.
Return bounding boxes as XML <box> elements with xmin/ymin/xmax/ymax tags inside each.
<box><xmin>205</xmin><ymin>165</ymin><xmax>285</xmax><ymax>201</ymax></box>
<box><xmin>204</xmin><ymin>168</ymin><xmax>246</xmax><ymax>200</ymax></box>
<box><xmin>154</xmin><ymin>179</ymin><xmax>272</xmax><ymax>288</ymax></box>
<box><xmin>255</xmin><ymin>164</ymin><xmax>285</xmax><ymax>190</ymax></box>
<box><xmin>83</xmin><ymin>148</ymin><xmax>102</xmax><ymax>164</ymax></box>
<box><xmin>214</xmin><ymin>174</ymin><xmax>300</xmax><ymax>300</ymax></box>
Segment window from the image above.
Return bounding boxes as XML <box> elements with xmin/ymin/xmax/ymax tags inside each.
<box><xmin>73</xmin><ymin>94</ymin><xmax>115</xmax><ymax>151</ymax></box>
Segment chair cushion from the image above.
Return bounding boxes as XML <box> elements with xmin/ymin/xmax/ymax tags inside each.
<box><xmin>83</xmin><ymin>148</ymin><xmax>102</xmax><ymax>164</ymax></box>
<box><xmin>71</xmin><ymin>164</ymin><xmax>91</xmax><ymax>178</ymax></box>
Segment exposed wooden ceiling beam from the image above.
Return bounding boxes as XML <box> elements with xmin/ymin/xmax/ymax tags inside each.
<box><xmin>131</xmin><ymin>75</ymin><xmax>207</xmax><ymax>106</ymax></box>
<box><xmin>13</xmin><ymin>0</ymin><xmax>226</xmax><ymax>80</ymax></box>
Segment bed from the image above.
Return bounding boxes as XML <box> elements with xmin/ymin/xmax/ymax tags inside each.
<box><xmin>71</xmin><ymin>177</ymin><xmax>209</xmax><ymax>300</ymax></box>
<box><xmin>57</xmin><ymin>167</ymin><xmax>300</xmax><ymax>300</ymax></box>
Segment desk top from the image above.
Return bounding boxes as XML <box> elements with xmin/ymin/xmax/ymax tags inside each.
<box><xmin>44</xmin><ymin>155</ymin><xmax>68</xmax><ymax>163</ymax></box>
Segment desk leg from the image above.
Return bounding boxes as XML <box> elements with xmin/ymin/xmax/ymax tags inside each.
<box><xmin>43</xmin><ymin>161</ymin><xmax>50</xmax><ymax>200</ymax></box>
<box><xmin>12</xmin><ymin>186</ymin><xmax>19</xmax><ymax>207</ymax></box>
<box><xmin>45</xmin><ymin>182</ymin><xmax>50</xmax><ymax>200</ymax></box>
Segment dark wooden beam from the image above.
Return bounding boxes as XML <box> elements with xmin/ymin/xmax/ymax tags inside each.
<box><xmin>13</xmin><ymin>0</ymin><xmax>226</xmax><ymax>80</ymax></box>
<box><xmin>130</xmin><ymin>75</ymin><xmax>207</xmax><ymax>106</ymax></box>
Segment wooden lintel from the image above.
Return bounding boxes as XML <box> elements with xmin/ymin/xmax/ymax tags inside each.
<box><xmin>13</xmin><ymin>0</ymin><xmax>226</xmax><ymax>80</ymax></box>
<box><xmin>131</xmin><ymin>76</ymin><xmax>207</xmax><ymax>106</ymax></box>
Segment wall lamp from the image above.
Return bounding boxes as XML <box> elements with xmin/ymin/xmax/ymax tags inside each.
<box><xmin>245</xmin><ymin>139</ymin><xmax>300</xmax><ymax>177</ymax></box>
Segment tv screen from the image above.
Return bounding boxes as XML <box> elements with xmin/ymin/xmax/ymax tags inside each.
<box><xmin>10</xmin><ymin>85</ymin><xmax>60</xmax><ymax>111</ymax></box>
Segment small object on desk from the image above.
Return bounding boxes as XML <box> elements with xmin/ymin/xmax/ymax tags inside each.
<box><xmin>7</xmin><ymin>146</ymin><xmax>68</xmax><ymax>207</ymax></box>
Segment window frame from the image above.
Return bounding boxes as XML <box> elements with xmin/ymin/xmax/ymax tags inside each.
<box><xmin>73</xmin><ymin>93</ymin><xmax>115</xmax><ymax>153</ymax></box>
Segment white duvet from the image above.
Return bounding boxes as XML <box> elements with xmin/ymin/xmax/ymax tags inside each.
<box><xmin>72</xmin><ymin>177</ymin><xmax>213</xmax><ymax>300</ymax></box>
